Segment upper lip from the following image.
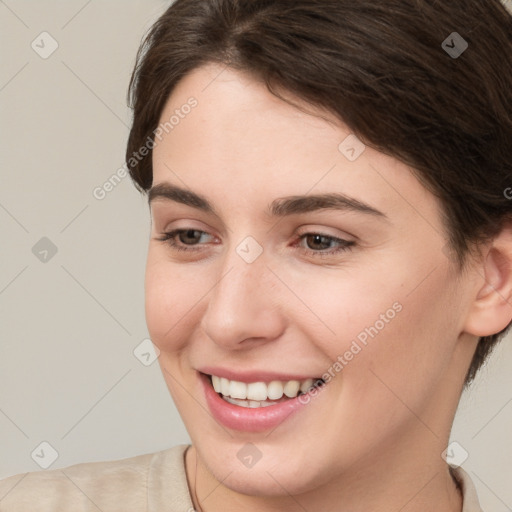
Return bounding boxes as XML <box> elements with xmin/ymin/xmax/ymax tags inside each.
<box><xmin>198</xmin><ymin>366</ymin><xmax>323</xmax><ymax>383</ymax></box>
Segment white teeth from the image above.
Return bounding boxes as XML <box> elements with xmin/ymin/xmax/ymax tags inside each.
<box><xmin>220</xmin><ymin>377</ymin><xmax>230</xmax><ymax>396</ymax></box>
<box><xmin>229</xmin><ymin>380</ymin><xmax>247</xmax><ymax>399</ymax></box>
<box><xmin>211</xmin><ymin>375</ymin><xmax>221</xmax><ymax>393</ymax></box>
<box><xmin>224</xmin><ymin>397</ymin><xmax>277</xmax><ymax>408</ymax></box>
<box><xmin>283</xmin><ymin>380</ymin><xmax>300</xmax><ymax>398</ymax></box>
<box><xmin>267</xmin><ymin>380</ymin><xmax>284</xmax><ymax>400</ymax></box>
<box><xmin>247</xmin><ymin>382</ymin><xmax>268</xmax><ymax>401</ymax></box>
<box><xmin>300</xmin><ymin>378</ymin><xmax>314</xmax><ymax>393</ymax></box>
<box><xmin>210</xmin><ymin>374</ymin><xmax>323</xmax><ymax>402</ymax></box>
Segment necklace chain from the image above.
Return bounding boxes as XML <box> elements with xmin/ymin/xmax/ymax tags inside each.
<box><xmin>192</xmin><ymin>447</ymin><xmax>204</xmax><ymax>512</ymax></box>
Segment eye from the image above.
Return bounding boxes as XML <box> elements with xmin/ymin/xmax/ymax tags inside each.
<box><xmin>295</xmin><ymin>232</ymin><xmax>355</xmax><ymax>258</ymax></box>
<box><xmin>155</xmin><ymin>229</ymin><xmax>215</xmax><ymax>252</ymax></box>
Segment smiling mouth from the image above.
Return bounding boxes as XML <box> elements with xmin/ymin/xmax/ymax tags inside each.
<box><xmin>206</xmin><ymin>373</ymin><xmax>326</xmax><ymax>408</ymax></box>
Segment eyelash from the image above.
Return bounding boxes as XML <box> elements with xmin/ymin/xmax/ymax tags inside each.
<box><xmin>156</xmin><ymin>229</ymin><xmax>355</xmax><ymax>258</ymax></box>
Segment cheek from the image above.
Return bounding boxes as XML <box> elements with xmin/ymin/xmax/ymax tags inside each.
<box><xmin>282</xmin><ymin>263</ymin><xmax>405</xmax><ymax>361</ymax></box>
<box><xmin>144</xmin><ymin>254</ymin><xmax>206</xmax><ymax>352</ymax></box>
<box><xmin>293</xmin><ymin>257</ymin><xmax>457</xmax><ymax>387</ymax></box>
<box><xmin>335</xmin><ymin>265</ymin><xmax>461</xmax><ymax>423</ymax></box>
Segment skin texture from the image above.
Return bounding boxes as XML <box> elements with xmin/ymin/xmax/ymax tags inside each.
<box><xmin>145</xmin><ymin>63</ymin><xmax>512</xmax><ymax>512</ymax></box>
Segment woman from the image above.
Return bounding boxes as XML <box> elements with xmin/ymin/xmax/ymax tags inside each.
<box><xmin>1</xmin><ymin>0</ymin><xmax>511</xmax><ymax>510</ymax></box>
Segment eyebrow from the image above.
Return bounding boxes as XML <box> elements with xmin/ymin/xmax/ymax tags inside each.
<box><xmin>148</xmin><ymin>182</ymin><xmax>388</xmax><ymax>220</ymax></box>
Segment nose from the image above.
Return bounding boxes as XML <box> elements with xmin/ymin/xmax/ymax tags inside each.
<box><xmin>199</xmin><ymin>245</ymin><xmax>286</xmax><ymax>349</ymax></box>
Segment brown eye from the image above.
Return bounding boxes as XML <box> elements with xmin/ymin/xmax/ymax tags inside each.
<box><xmin>177</xmin><ymin>229</ymin><xmax>204</xmax><ymax>245</ymax></box>
<box><xmin>156</xmin><ymin>229</ymin><xmax>215</xmax><ymax>252</ymax></box>
<box><xmin>296</xmin><ymin>232</ymin><xmax>355</xmax><ymax>258</ymax></box>
<box><xmin>304</xmin><ymin>234</ymin><xmax>336</xmax><ymax>251</ymax></box>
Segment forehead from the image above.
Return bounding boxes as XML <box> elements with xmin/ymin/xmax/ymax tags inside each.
<box><xmin>159</xmin><ymin>62</ymin><xmax>341</xmax><ymax>128</ymax></box>
<box><xmin>151</xmin><ymin>63</ymin><xmax>444</xmax><ymax>236</ymax></box>
<box><xmin>153</xmin><ymin>63</ymin><xmax>346</xmax><ymax>168</ymax></box>
<box><xmin>153</xmin><ymin>64</ymin><xmax>349</xmax><ymax>185</ymax></box>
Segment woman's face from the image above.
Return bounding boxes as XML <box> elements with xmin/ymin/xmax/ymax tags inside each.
<box><xmin>146</xmin><ymin>63</ymin><xmax>479</xmax><ymax>495</ymax></box>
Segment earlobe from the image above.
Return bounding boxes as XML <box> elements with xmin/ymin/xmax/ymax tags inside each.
<box><xmin>464</xmin><ymin>228</ymin><xmax>512</xmax><ymax>337</ymax></box>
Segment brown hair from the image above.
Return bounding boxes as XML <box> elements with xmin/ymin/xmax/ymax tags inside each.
<box><xmin>126</xmin><ymin>0</ymin><xmax>512</xmax><ymax>387</ymax></box>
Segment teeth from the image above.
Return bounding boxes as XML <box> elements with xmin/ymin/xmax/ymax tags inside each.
<box><xmin>209</xmin><ymin>374</ymin><xmax>323</xmax><ymax>401</ymax></box>
<box><xmin>220</xmin><ymin>377</ymin><xmax>230</xmax><ymax>396</ymax></box>
<box><xmin>268</xmin><ymin>380</ymin><xmax>284</xmax><ymax>400</ymax></box>
<box><xmin>247</xmin><ymin>382</ymin><xmax>267</xmax><ymax>401</ymax></box>
<box><xmin>300</xmin><ymin>378</ymin><xmax>314</xmax><ymax>393</ymax></box>
<box><xmin>229</xmin><ymin>380</ymin><xmax>247</xmax><ymax>399</ymax></box>
<box><xmin>283</xmin><ymin>380</ymin><xmax>300</xmax><ymax>398</ymax></box>
<box><xmin>212</xmin><ymin>375</ymin><xmax>221</xmax><ymax>393</ymax></box>
<box><xmin>224</xmin><ymin>397</ymin><xmax>278</xmax><ymax>408</ymax></box>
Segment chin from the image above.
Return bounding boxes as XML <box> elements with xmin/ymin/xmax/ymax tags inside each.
<box><xmin>194</xmin><ymin>439</ymin><xmax>332</xmax><ymax>497</ymax></box>
<box><xmin>215</xmin><ymin>463</ymin><xmax>321</xmax><ymax>497</ymax></box>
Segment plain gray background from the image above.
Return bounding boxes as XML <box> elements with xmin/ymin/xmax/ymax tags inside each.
<box><xmin>1</xmin><ymin>1</ymin><xmax>511</xmax><ymax>510</ymax></box>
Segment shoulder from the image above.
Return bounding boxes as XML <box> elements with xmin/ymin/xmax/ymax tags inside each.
<box><xmin>0</xmin><ymin>444</ymin><xmax>190</xmax><ymax>512</ymax></box>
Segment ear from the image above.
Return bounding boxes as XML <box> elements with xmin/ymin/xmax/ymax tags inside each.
<box><xmin>463</xmin><ymin>225</ymin><xmax>512</xmax><ymax>337</ymax></box>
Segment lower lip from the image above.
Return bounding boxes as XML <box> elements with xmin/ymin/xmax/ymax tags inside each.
<box><xmin>200</xmin><ymin>372</ymin><xmax>326</xmax><ymax>432</ymax></box>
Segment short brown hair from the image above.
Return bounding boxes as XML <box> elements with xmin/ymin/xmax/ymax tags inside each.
<box><xmin>126</xmin><ymin>0</ymin><xmax>512</xmax><ymax>386</ymax></box>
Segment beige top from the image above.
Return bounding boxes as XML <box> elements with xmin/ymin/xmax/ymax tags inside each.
<box><xmin>0</xmin><ymin>444</ymin><xmax>483</xmax><ymax>511</ymax></box>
